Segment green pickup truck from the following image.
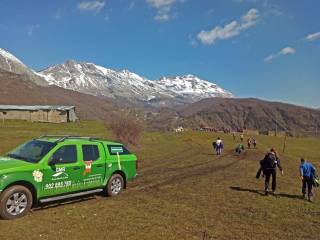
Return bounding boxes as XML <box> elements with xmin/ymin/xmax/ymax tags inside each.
<box><xmin>0</xmin><ymin>135</ymin><xmax>138</xmax><ymax>220</ymax></box>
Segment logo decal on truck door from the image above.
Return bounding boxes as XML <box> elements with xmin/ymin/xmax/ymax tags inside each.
<box><xmin>83</xmin><ymin>160</ymin><xmax>93</xmax><ymax>176</ymax></box>
<box><xmin>52</xmin><ymin>167</ymin><xmax>69</xmax><ymax>180</ymax></box>
<box><xmin>33</xmin><ymin>170</ymin><xmax>43</xmax><ymax>183</ymax></box>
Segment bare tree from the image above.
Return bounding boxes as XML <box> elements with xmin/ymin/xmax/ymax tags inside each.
<box><xmin>108</xmin><ymin>113</ymin><xmax>142</xmax><ymax>148</ymax></box>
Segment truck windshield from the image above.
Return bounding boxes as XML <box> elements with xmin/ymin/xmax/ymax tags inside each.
<box><xmin>7</xmin><ymin>140</ymin><xmax>56</xmax><ymax>163</ymax></box>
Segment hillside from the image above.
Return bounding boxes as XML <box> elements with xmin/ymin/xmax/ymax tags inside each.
<box><xmin>147</xmin><ymin>98</ymin><xmax>320</xmax><ymax>133</ymax></box>
<box><xmin>0</xmin><ymin>48</ymin><xmax>233</xmax><ymax>107</ymax></box>
<box><xmin>0</xmin><ymin>69</ymin><xmax>119</xmax><ymax>121</ymax></box>
<box><xmin>0</xmin><ymin>48</ymin><xmax>48</xmax><ymax>86</ymax></box>
<box><xmin>1</xmin><ymin>68</ymin><xmax>319</xmax><ymax>134</ymax></box>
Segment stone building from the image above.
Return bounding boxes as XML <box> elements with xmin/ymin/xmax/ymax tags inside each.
<box><xmin>0</xmin><ymin>105</ymin><xmax>78</xmax><ymax>123</ymax></box>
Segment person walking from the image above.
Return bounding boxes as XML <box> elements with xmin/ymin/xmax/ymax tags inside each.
<box><xmin>235</xmin><ymin>143</ymin><xmax>245</xmax><ymax>155</ymax></box>
<box><xmin>240</xmin><ymin>134</ymin><xmax>244</xmax><ymax>142</ymax></box>
<box><xmin>252</xmin><ymin>138</ymin><xmax>257</xmax><ymax>148</ymax></box>
<box><xmin>247</xmin><ymin>138</ymin><xmax>251</xmax><ymax>149</ymax></box>
<box><xmin>215</xmin><ymin>137</ymin><xmax>224</xmax><ymax>155</ymax></box>
<box><xmin>300</xmin><ymin>158</ymin><xmax>317</xmax><ymax>202</ymax></box>
<box><xmin>260</xmin><ymin>148</ymin><xmax>284</xmax><ymax>195</ymax></box>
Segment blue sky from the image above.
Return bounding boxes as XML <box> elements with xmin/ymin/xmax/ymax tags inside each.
<box><xmin>0</xmin><ymin>0</ymin><xmax>319</xmax><ymax>108</ymax></box>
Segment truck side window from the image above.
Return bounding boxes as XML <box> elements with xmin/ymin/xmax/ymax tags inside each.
<box><xmin>107</xmin><ymin>145</ymin><xmax>131</xmax><ymax>155</ymax></box>
<box><xmin>82</xmin><ymin>145</ymin><xmax>100</xmax><ymax>161</ymax></box>
<box><xmin>50</xmin><ymin>145</ymin><xmax>77</xmax><ymax>164</ymax></box>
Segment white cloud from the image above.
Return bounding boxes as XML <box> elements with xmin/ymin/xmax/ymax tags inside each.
<box><xmin>264</xmin><ymin>47</ymin><xmax>296</xmax><ymax>63</ymax></box>
<box><xmin>26</xmin><ymin>24</ymin><xmax>40</xmax><ymax>37</ymax></box>
<box><xmin>147</xmin><ymin>0</ymin><xmax>176</xmax><ymax>8</ymax></box>
<box><xmin>146</xmin><ymin>0</ymin><xmax>184</xmax><ymax>22</ymax></box>
<box><xmin>129</xmin><ymin>1</ymin><xmax>136</xmax><ymax>10</ymax></box>
<box><xmin>233</xmin><ymin>0</ymin><xmax>260</xmax><ymax>3</ymax></box>
<box><xmin>197</xmin><ymin>8</ymin><xmax>259</xmax><ymax>45</ymax></box>
<box><xmin>188</xmin><ymin>34</ymin><xmax>198</xmax><ymax>47</ymax></box>
<box><xmin>279</xmin><ymin>47</ymin><xmax>295</xmax><ymax>55</ymax></box>
<box><xmin>54</xmin><ymin>9</ymin><xmax>62</xmax><ymax>19</ymax></box>
<box><xmin>78</xmin><ymin>1</ymin><xmax>105</xmax><ymax>12</ymax></box>
<box><xmin>305</xmin><ymin>32</ymin><xmax>320</xmax><ymax>42</ymax></box>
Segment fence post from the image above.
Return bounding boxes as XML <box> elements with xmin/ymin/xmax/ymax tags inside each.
<box><xmin>282</xmin><ymin>134</ymin><xmax>287</xmax><ymax>153</ymax></box>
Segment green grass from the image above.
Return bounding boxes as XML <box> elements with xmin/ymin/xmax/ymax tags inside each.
<box><xmin>0</xmin><ymin>121</ymin><xmax>319</xmax><ymax>240</ymax></box>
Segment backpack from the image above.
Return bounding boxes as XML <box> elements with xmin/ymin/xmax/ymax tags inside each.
<box><xmin>212</xmin><ymin>142</ymin><xmax>217</xmax><ymax>149</ymax></box>
<box><xmin>261</xmin><ymin>153</ymin><xmax>277</xmax><ymax>170</ymax></box>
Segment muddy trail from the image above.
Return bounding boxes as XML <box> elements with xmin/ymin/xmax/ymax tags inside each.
<box><xmin>129</xmin><ymin>137</ymin><xmax>258</xmax><ymax>193</ymax></box>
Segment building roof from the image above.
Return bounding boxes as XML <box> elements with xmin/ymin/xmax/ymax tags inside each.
<box><xmin>0</xmin><ymin>105</ymin><xmax>75</xmax><ymax>111</ymax></box>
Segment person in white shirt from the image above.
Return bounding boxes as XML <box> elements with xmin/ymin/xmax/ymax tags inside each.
<box><xmin>215</xmin><ymin>137</ymin><xmax>223</xmax><ymax>155</ymax></box>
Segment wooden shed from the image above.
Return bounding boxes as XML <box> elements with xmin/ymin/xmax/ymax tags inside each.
<box><xmin>0</xmin><ymin>105</ymin><xmax>78</xmax><ymax>123</ymax></box>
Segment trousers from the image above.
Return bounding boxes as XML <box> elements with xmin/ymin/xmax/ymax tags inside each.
<box><xmin>264</xmin><ymin>169</ymin><xmax>277</xmax><ymax>192</ymax></box>
<box><xmin>302</xmin><ymin>176</ymin><xmax>313</xmax><ymax>197</ymax></box>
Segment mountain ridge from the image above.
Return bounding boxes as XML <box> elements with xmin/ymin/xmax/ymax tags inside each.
<box><xmin>0</xmin><ymin>48</ymin><xmax>234</xmax><ymax>107</ymax></box>
<box><xmin>38</xmin><ymin>60</ymin><xmax>233</xmax><ymax>106</ymax></box>
<box><xmin>0</xmin><ymin>48</ymin><xmax>48</xmax><ymax>86</ymax></box>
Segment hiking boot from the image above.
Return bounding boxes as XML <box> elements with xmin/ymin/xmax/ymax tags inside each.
<box><xmin>265</xmin><ymin>191</ymin><xmax>268</xmax><ymax>196</ymax></box>
<box><xmin>302</xmin><ymin>194</ymin><xmax>306</xmax><ymax>200</ymax></box>
<box><xmin>308</xmin><ymin>196</ymin><xmax>313</xmax><ymax>202</ymax></box>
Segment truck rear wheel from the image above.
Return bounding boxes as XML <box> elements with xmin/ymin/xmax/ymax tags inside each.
<box><xmin>0</xmin><ymin>185</ymin><xmax>33</xmax><ymax>220</ymax></box>
<box><xmin>106</xmin><ymin>174</ymin><xmax>124</xmax><ymax>197</ymax></box>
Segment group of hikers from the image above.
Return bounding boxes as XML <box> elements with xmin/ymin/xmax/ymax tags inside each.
<box><xmin>212</xmin><ymin>135</ymin><xmax>319</xmax><ymax>202</ymax></box>
<box><xmin>256</xmin><ymin>148</ymin><xmax>318</xmax><ymax>202</ymax></box>
<box><xmin>212</xmin><ymin>133</ymin><xmax>257</xmax><ymax>155</ymax></box>
<box><xmin>213</xmin><ymin>135</ymin><xmax>257</xmax><ymax>156</ymax></box>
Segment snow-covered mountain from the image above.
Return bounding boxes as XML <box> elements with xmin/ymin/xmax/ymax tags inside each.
<box><xmin>155</xmin><ymin>75</ymin><xmax>233</xmax><ymax>101</ymax></box>
<box><xmin>0</xmin><ymin>48</ymin><xmax>233</xmax><ymax>106</ymax></box>
<box><xmin>0</xmin><ymin>48</ymin><xmax>48</xmax><ymax>86</ymax></box>
<box><xmin>38</xmin><ymin>60</ymin><xmax>179</xmax><ymax>105</ymax></box>
<box><xmin>39</xmin><ymin>60</ymin><xmax>233</xmax><ymax>106</ymax></box>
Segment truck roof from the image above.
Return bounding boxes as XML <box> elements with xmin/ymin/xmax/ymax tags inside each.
<box><xmin>35</xmin><ymin>135</ymin><xmax>122</xmax><ymax>145</ymax></box>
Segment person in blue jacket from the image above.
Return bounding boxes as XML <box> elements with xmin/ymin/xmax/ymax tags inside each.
<box><xmin>300</xmin><ymin>158</ymin><xmax>317</xmax><ymax>202</ymax></box>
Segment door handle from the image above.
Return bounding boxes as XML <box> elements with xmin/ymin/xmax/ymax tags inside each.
<box><xmin>96</xmin><ymin>164</ymin><xmax>103</xmax><ymax>168</ymax></box>
<box><xmin>73</xmin><ymin>166</ymin><xmax>81</xmax><ymax>170</ymax></box>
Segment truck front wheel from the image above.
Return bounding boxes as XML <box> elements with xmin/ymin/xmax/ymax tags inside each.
<box><xmin>106</xmin><ymin>174</ymin><xmax>124</xmax><ymax>197</ymax></box>
<box><xmin>0</xmin><ymin>185</ymin><xmax>33</xmax><ymax>220</ymax></box>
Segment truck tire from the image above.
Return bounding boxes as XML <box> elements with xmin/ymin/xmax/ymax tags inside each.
<box><xmin>106</xmin><ymin>174</ymin><xmax>124</xmax><ymax>197</ymax></box>
<box><xmin>0</xmin><ymin>185</ymin><xmax>33</xmax><ymax>220</ymax></box>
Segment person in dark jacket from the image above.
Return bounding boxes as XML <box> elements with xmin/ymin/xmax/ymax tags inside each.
<box><xmin>260</xmin><ymin>148</ymin><xmax>284</xmax><ymax>195</ymax></box>
<box><xmin>300</xmin><ymin>158</ymin><xmax>317</xmax><ymax>202</ymax></box>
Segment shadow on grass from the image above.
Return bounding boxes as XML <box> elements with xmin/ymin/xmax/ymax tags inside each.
<box><xmin>230</xmin><ymin>186</ymin><xmax>304</xmax><ymax>200</ymax></box>
<box><xmin>275</xmin><ymin>193</ymin><xmax>303</xmax><ymax>200</ymax></box>
<box><xmin>230</xmin><ymin>186</ymin><xmax>265</xmax><ymax>196</ymax></box>
<box><xmin>33</xmin><ymin>195</ymin><xmax>97</xmax><ymax>211</ymax></box>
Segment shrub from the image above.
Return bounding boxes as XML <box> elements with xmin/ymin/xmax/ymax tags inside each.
<box><xmin>108</xmin><ymin>113</ymin><xmax>142</xmax><ymax>148</ymax></box>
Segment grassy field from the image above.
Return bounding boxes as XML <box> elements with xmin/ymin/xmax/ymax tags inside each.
<box><xmin>0</xmin><ymin>121</ymin><xmax>319</xmax><ymax>240</ymax></box>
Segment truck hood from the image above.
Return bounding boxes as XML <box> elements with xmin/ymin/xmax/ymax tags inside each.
<box><xmin>0</xmin><ymin>156</ymin><xmax>32</xmax><ymax>171</ymax></box>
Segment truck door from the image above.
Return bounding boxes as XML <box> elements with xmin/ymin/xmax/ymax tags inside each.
<box><xmin>41</xmin><ymin>144</ymin><xmax>83</xmax><ymax>196</ymax></box>
<box><xmin>80</xmin><ymin>143</ymin><xmax>106</xmax><ymax>189</ymax></box>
